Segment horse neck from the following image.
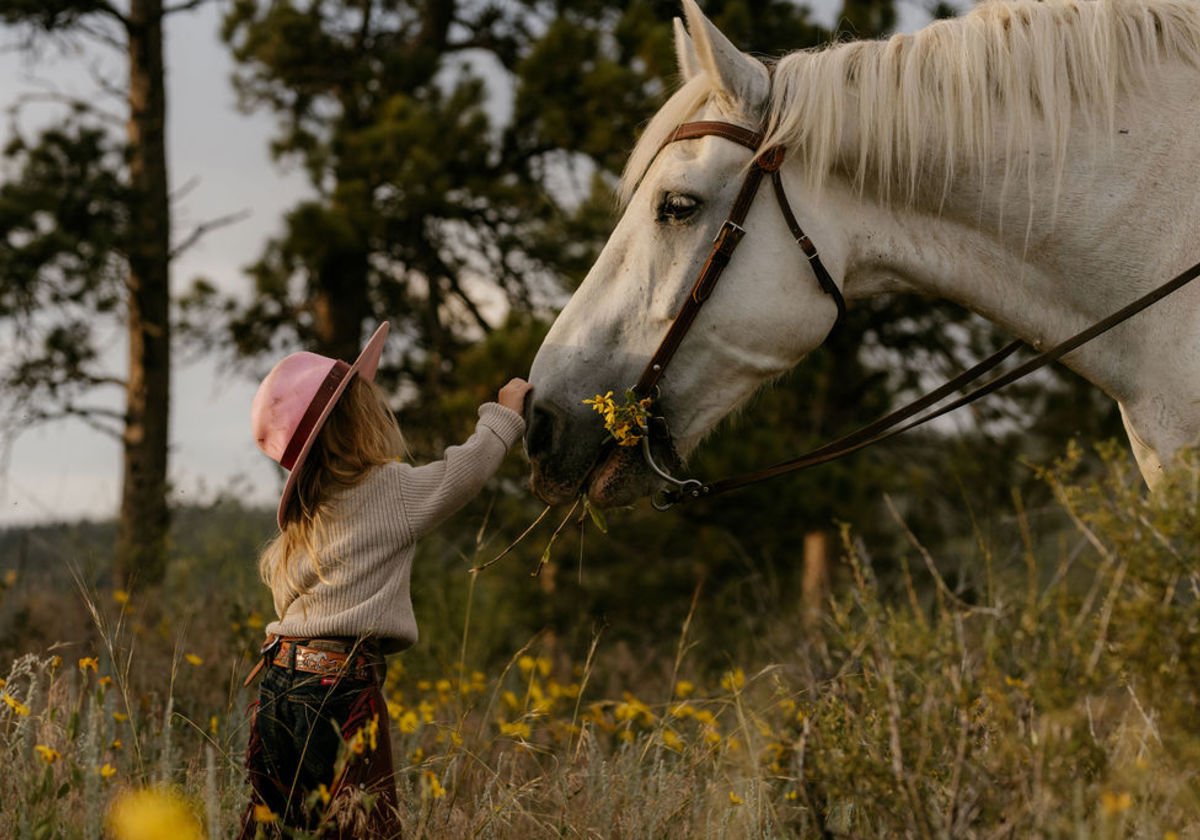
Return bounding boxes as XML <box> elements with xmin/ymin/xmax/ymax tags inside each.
<box><xmin>827</xmin><ymin>65</ymin><xmax>1200</xmax><ymax>403</ymax></box>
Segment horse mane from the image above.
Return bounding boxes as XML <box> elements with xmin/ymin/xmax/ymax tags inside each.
<box><xmin>622</xmin><ymin>0</ymin><xmax>1200</xmax><ymax>207</ymax></box>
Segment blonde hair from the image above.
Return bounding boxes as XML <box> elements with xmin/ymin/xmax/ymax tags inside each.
<box><xmin>259</xmin><ymin>374</ymin><xmax>407</xmax><ymax>606</ymax></box>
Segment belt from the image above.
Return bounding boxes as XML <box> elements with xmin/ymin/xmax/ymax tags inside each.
<box><xmin>243</xmin><ymin>635</ymin><xmax>382</xmax><ymax>686</ymax></box>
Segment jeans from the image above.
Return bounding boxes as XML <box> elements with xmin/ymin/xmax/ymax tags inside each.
<box><xmin>238</xmin><ymin>661</ymin><xmax>400</xmax><ymax>839</ymax></box>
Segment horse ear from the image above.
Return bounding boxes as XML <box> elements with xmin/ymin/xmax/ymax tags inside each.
<box><xmin>673</xmin><ymin>17</ymin><xmax>701</xmax><ymax>81</ymax></box>
<box><xmin>681</xmin><ymin>0</ymin><xmax>769</xmax><ymax>113</ymax></box>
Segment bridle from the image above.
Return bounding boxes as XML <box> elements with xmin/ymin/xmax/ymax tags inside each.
<box><xmin>628</xmin><ymin>118</ymin><xmax>1200</xmax><ymax>510</ymax></box>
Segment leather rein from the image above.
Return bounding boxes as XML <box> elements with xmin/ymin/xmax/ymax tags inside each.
<box><xmin>634</xmin><ymin>119</ymin><xmax>1200</xmax><ymax>510</ymax></box>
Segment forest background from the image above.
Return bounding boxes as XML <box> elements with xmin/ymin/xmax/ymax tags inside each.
<box><xmin>1</xmin><ymin>0</ymin><xmax>1192</xmax><ymax>837</ymax></box>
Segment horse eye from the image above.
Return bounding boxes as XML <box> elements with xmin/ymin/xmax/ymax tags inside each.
<box><xmin>656</xmin><ymin>192</ymin><xmax>701</xmax><ymax>224</ymax></box>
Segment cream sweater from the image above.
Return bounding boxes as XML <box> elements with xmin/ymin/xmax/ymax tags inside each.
<box><xmin>265</xmin><ymin>403</ymin><xmax>526</xmax><ymax>652</ymax></box>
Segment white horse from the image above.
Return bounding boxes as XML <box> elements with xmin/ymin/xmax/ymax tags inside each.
<box><xmin>527</xmin><ymin>0</ymin><xmax>1200</xmax><ymax>507</ymax></box>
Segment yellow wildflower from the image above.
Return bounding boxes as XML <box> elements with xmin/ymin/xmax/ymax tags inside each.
<box><xmin>517</xmin><ymin>655</ymin><xmax>536</xmax><ymax>675</ymax></box>
<box><xmin>113</xmin><ymin>589</ymin><xmax>130</xmax><ymax>605</ymax></box>
<box><xmin>720</xmin><ymin>668</ymin><xmax>745</xmax><ymax>693</ymax></box>
<box><xmin>435</xmin><ymin>678</ymin><xmax>452</xmax><ymax>694</ymax></box>
<box><xmin>315</xmin><ymin>783</ymin><xmax>331</xmax><ymax>805</ymax></box>
<box><xmin>99</xmin><ymin>676</ymin><xmax>114</xmax><ymax>688</ymax></box>
<box><xmin>617</xmin><ymin>730</ymin><xmax>635</xmax><ymax>744</ymax></box>
<box><xmin>411</xmin><ymin>747</ymin><xmax>425</xmax><ymax>764</ymax></box>
<box><xmin>253</xmin><ymin>803</ymin><xmax>278</xmax><ymax>823</ymax></box>
<box><xmin>35</xmin><ymin>744</ymin><xmax>60</xmax><ymax>764</ymax></box>
<box><xmin>245</xmin><ymin>611</ymin><xmax>264</xmax><ymax>629</ymax></box>
<box><xmin>345</xmin><ymin>715</ymin><xmax>376</xmax><ymax>753</ymax></box>
<box><xmin>111</xmin><ymin>739</ymin><xmax>123</xmax><ymax>750</ymax></box>
<box><xmin>423</xmin><ymin>771</ymin><xmax>446</xmax><ymax>800</ymax></box>
<box><xmin>2</xmin><ymin>692</ymin><xmax>30</xmax><ymax>716</ymax></box>
<box><xmin>184</xmin><ymin>653</ymin><xmax>203</xmax><ymax>667</ymax></box>
<box><xmin>49</xmin><ymin>656</ymin><xmax>62</xmax><ymax>670</ymax></box>
<box><xmin>416</xmin><ymin>679</ymin><xmax>432</xmax><ymax>691</ymax></box>
<box><xmin>729</xmin><ymin>791</ymin><xmax>744</xmax><ymax>806</ymax></box>
<box><xmin>1100</xmin><ymin>791</ymin><xmax>1133</xmax><ymax>816</ymax></box>
<box><xmin>785</xmin><ymin>790</ymin><xmax>799</xmax><ymax>801</ymax></box>
<box><xmin>669</xmin><ymin>703</ymin><xmax>696</xmax><ymax>719</ymax></box>
<box><xmin>675</xmin><ymin>680</ymin><xmax>695</xmax><ymax>699</ymax></box>
<box><xmin>113</xmin><ymin>711</ymin><xmax>129</xmax><ymax>723</ymax></box>
<box><xmin>79</xmin><ymin>657</ymin><xmax>99</xmax><ymax>673</ymax></box>
<box><xmin>660</xmin><ymin>729</ymin><xmax>683</xmax><ymax>752</ymax></box>
<box><xmin>99</xmin><ymin>763</ymin><xmax>117</xmax><ymax>779</ymax></box>
<box><xmin>107</xmin><ymin>787</ymin><xmax>204</xmax><ymax>840</ymax></box>
<box><xmin>499</xmin><ymin>720</ymin><xmax>531</xmax><ymax>739</ymax></box>
<box><xmin>397</xmin><ymin>710</ymin><xmax>419</xmax><ymax>734</ymax></box>
<box><xmin>583</xmin><ymin>390</ymin><xmax>652</xmax><ymax>446</ymax></box>
<box><xmin>209</xmin><ymin>716</ymin><xmax>219</xmax><ymax>735</ymax></box>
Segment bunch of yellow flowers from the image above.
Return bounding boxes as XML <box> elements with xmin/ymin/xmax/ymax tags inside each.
<box><xmin>582</xmin><ymin>390</ymin><xmax>654</xmax><ymax>447</ymax></box>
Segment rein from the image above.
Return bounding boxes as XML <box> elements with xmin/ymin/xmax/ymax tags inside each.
<box><xmin>635</xmin><ymin>119</ymin><xmax>1200</xmax><ymax>510</ymax></box>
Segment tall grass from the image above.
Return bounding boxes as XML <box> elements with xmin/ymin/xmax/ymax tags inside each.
<box><xmin>0</xmin><ymin>442</ymin><xmax>1197</xmax><ymax>838</ymax></box>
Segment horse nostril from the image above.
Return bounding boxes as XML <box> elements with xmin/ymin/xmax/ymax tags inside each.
<box><xmin>525</xmin><ymin>400</ymin><xmax>563</xmax><ymax>460</ymax></box>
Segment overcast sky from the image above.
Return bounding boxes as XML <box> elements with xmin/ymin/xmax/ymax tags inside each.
<box><xmin>0</xmin><ymin>0</ymin><xmax>934</xmax><ymax>528</ymax></box>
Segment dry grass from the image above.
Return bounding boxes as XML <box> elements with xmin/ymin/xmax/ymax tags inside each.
<box><xmin>1</xmin><ymin>443</ymin><xmax>1198</xmax><ymax>838</ymax></box>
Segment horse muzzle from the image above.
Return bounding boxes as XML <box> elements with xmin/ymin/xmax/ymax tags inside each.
<box><xmin>526</xmin><ymin>396</ymin><xmax>679</xmax><ymax>508</ymax></box>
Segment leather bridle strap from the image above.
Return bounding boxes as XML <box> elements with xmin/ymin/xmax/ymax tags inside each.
<box><xmin>668</xmin><ymin>254</ymin><xmax>1200</xmax><ymax>503</ymax></box>
<box><xmin>632</xmin><ymin>121</ymin><xmax>845</xmax><ymax>399</ymax></box>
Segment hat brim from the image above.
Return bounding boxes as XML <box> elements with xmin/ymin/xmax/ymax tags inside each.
<box><xmin>275</xmin><ymin>322</ymin><xmax>390</xmax><ymax>529</ymax></box>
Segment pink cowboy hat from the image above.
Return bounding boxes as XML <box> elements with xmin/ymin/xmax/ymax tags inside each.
<box><xmin>252</xmin><ymin>322</ymin><xmax>390</xmax><ymax>529</ymax></box>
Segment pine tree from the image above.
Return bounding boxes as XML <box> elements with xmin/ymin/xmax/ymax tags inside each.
<box><xmin>0</xmin><ymin>0</ymin><xmax>220</xmax><ymax>588</ymax></box>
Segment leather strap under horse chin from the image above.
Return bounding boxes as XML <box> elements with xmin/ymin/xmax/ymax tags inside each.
<box><xmin>632</xmin><ymin>121</ymin><xmax>846</xmax><ymax>400</ymax></box>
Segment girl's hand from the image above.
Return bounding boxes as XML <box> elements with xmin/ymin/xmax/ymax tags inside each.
<box><xmin>498</xmin><ymin>378</ymin><xmax>533</xmax><ymax>417</ymax></box>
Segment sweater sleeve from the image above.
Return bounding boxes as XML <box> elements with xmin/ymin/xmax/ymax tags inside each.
<box><xmin>393</xmin><ymin>403</ymin><xmax>526</xmax><ymax>538</ymax></box>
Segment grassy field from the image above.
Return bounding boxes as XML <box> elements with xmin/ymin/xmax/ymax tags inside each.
<box><xmin>1</xmin><ymin>443</ymin><xmax>1198</xmax><ymax>838</ymax></box>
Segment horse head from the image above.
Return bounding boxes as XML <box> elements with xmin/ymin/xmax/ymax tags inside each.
<box><xmin>527</xmin><ymin>0</ymin><xmax>845</xmax><ymax>506</ymax></box>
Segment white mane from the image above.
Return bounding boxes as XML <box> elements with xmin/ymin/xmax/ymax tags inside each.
<box><xmin>622</xmin><ymin>0</ymin><xmax>1200</xmax><ymax>206</ymax></box>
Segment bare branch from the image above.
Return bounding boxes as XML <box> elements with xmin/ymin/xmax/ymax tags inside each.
<box><xmin>171</xmin><ymin>176</ymin><xmax>201</xmax><ymax>203</ymax></box>
<box><xmin>163</xmin><ymin>0</ymin><xmax>219</xmax><ymax>15</ymax></box>
<box><xmin>79</xmin><ymin>373</ymin><xmax>128</xmax><ymax>390</ymax></box>
<box><xmin>73</xmin><ymin>16</ymin><xmax>126</xmax><ymax>51</ymax></box>
<box><xmin>93</xmin><ymin>1</ymin><xmax>131</xmax><ymax>28</ymax></box>
<box><xmin>445</xmin><ymin>272</ymin><xmax>493</xmax><ymax>335</ymax></box>
<box><xmin>170</xmin><ymin>210</ymin><xmax>252</xmax><ymax>260</ymax></box>
<box><xmin>8</xmin><ymin>90</ymin><xmax>124</xmax><ymax>127</ymax></box>
<box><xmin>87</xmin><ymin>59</ymin><xmax>128</xmax><ymax>103</ymax></box>
<box><xmin>26</xmin><ymin>404</ymin><xmax>125</xmax><ymax>440</ymax></box>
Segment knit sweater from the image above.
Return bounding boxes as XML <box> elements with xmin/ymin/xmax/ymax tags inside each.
<box><xmin>265</xmin><ymin>402</ymin><xmax>526</xmax><ymax>653</ymax></box>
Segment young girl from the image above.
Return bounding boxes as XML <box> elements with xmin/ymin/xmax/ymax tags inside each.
<box><xmin>240</xmin><ymin>323</ymin><xmax>530</xmax><ymax>838</ymax></box>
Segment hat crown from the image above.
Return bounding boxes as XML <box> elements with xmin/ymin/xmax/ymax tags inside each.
<box><xmin>251</xmin><ymin>352</ymin><xmax>340</xmax><ymax>465</ymax></box>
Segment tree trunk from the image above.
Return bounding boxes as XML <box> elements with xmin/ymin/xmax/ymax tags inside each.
<box><xmin>802</xmin><ymin>530</ymin><xmax>830</xmax><ymax>635</ymax></box>
<box><xmin>116</xmin><ymin>0</ymin><xmax>171</xmax><ymax>589</ymax></box>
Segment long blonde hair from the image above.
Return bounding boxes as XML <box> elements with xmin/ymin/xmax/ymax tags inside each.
<box><xmin>259</xmin><ymin>374</ymin><xmax>407</xmax><ymax>606</ymax></box>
